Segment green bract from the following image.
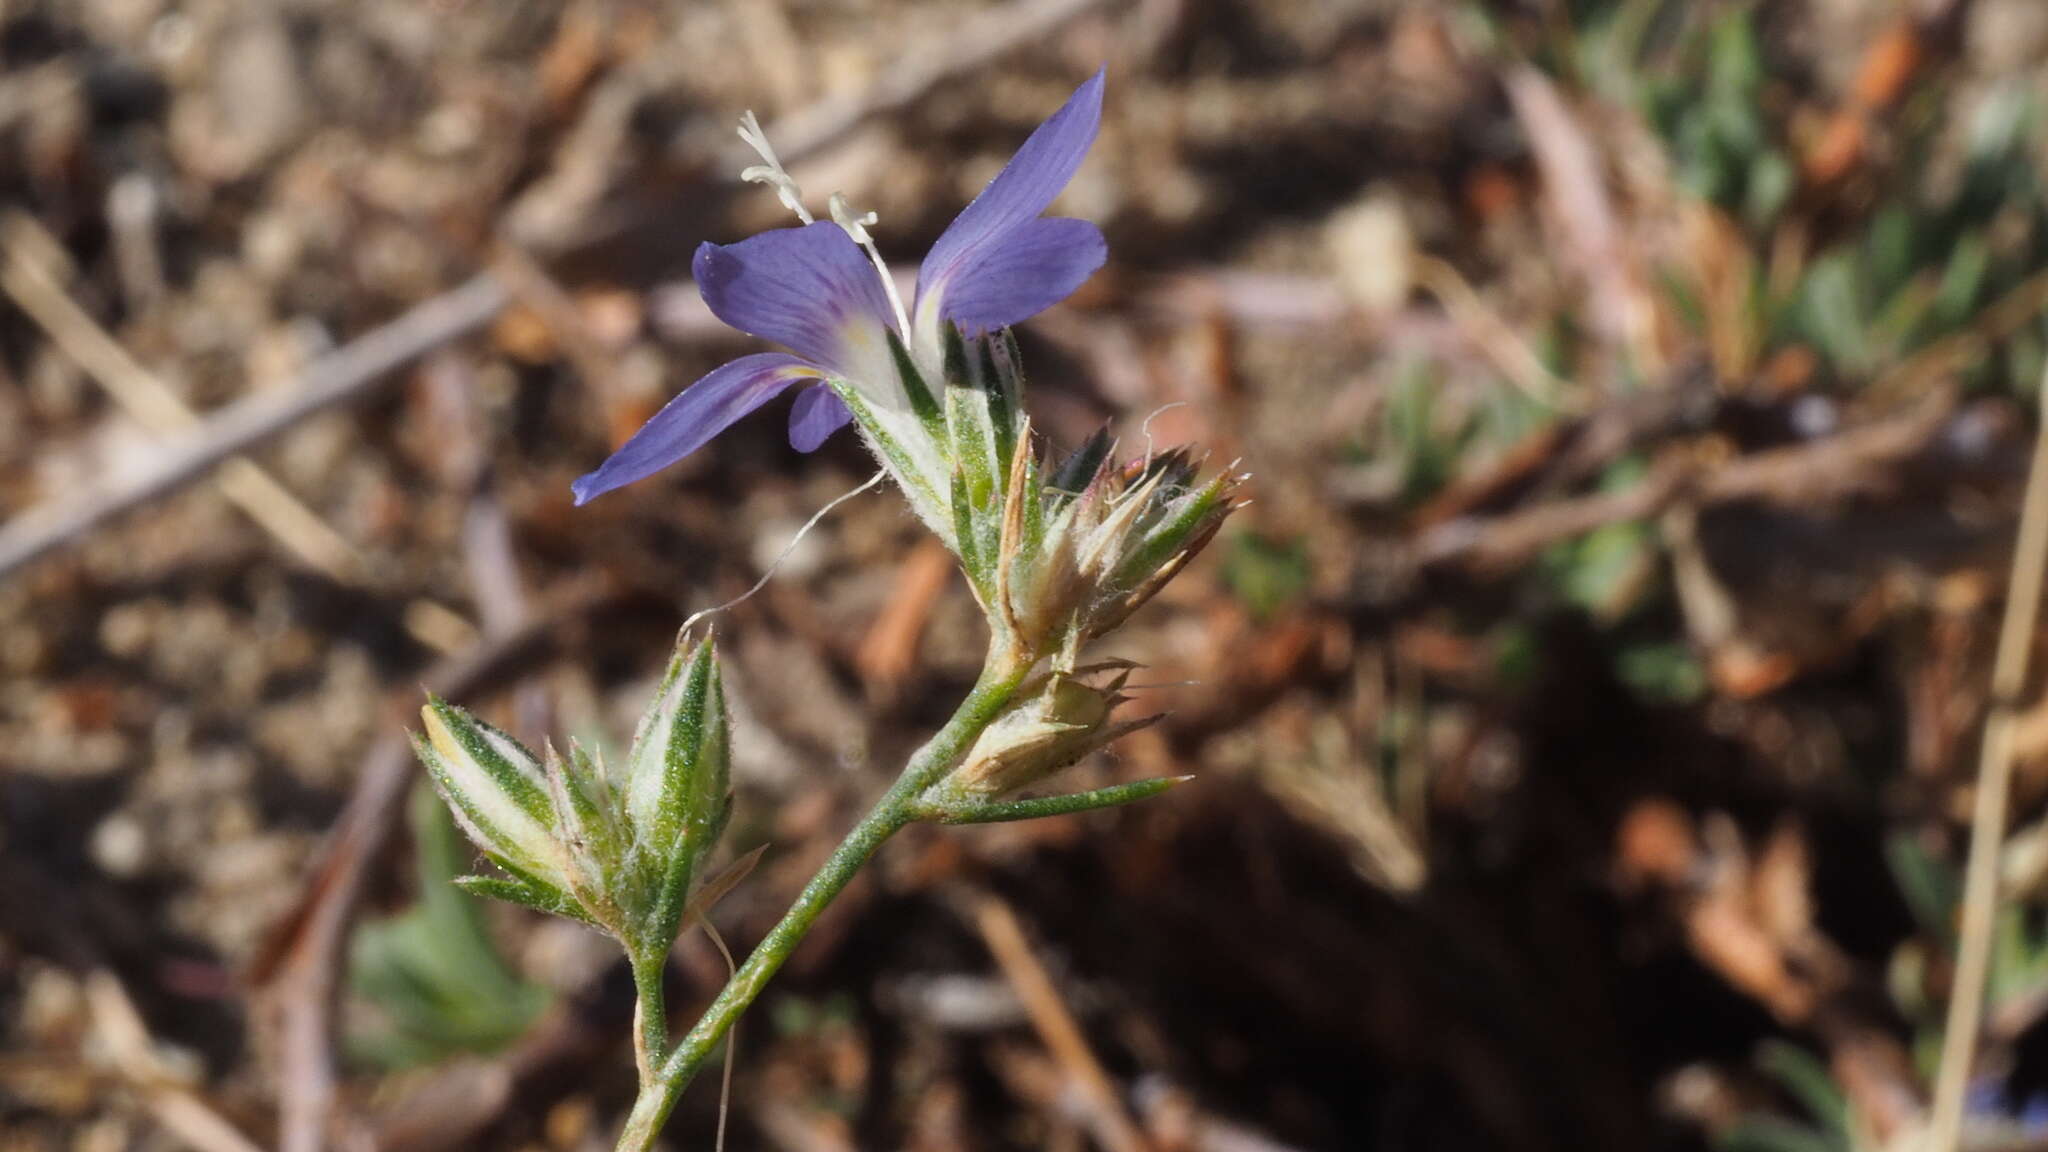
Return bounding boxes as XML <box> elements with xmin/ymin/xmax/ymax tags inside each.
<box><xmin>906</xmin><ymin>326</ymin><xmax>1244</xmax><ymax>669</ymax></box>
<box><xmin>934</xmin><ymin>662</ymin><xmax>1158</xmax><ymax>798</ymax></box>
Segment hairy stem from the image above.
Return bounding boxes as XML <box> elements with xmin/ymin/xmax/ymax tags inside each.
<box><xmin>629</xmin><ymin>951</ymin><xmax>667</xmax><ymax>1082</ymax></box>
<box><xmin>615</xmin><ymin>653</ymin><xmax>1025</xmax><ymax>1151</ymax></box>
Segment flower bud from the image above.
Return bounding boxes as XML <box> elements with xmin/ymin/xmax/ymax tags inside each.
<box><xmin>996</xmin><ymin>431</ymin><xmax>1243</xmax><ymax>658</ymax></box>
<box><xmin>415</xmin><ymin>700</ymin><xmax>573</xmax><ymax>892</ymax></box>
<box><xmin>621</xmin><ymin>634</ymin><xmax>733</xmax><ymax>947</ymax></box>
<box><xmin>945</xmin><ymin>664</ymin><xmax>1157</xmax><ymax>796</ymax></box>
<box><xmin>413</xmin><ymin>634</ymin><xmax>735</xmax><ymax>951</ymax></box>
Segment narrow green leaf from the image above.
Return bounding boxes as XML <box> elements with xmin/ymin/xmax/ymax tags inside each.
<box><xmin>1756</xmin><ymin>1040</ymin><xmax>1850</xmax><ymax>1146</ymax></box>
<box><xmin>454</xmin><ymin>875</ymin><xmax>597</xmax><ymax>925</ymax></box>
<box><xmin>927</xmin><ymin>776</ymin><xmax>1190</xmax><ymax>824</ymax></box>
<box><xmin>1714</xmin><ymin>1117</ymin><xmax>1840</xmax><ymax>1152</ymax></box>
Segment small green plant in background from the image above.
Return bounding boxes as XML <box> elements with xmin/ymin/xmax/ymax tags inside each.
<box><xmin>1366</xmin><ymin>360</ymin><xmax>1554</xmax><ymax>508</ymax></box>
<box><xmin>1717</xmin><ymin>1040</ymin><xmax>1854</xmax><ymax>1152</ymax></box>
<box><xmin>1223</xmin><ymin>532</ymin><xmax>1312</xmax><ymax>621</ymax></box>
<box><xmin>347</xmin><ymin>783</ymin><xmax>550</xmax><ymax>1070</ymax></box>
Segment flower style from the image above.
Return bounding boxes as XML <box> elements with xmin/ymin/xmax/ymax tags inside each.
<box><xmin>570</xmin><ymin>70</ymin><xmax>1108</xmax><ymax>515</ymax></box>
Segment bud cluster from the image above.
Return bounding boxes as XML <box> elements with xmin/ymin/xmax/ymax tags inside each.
<box><xmin>866</xmin><ymin>324</ymin><xmax>1245</xmax><ymax>669</ymax></box>
<box><xmin>940</xmin><ymin>662</ymin><xmax>1159</xmax><ymax>798</ymax></box>
<box><xmin>413</xmin><ymin>635</ymin><xmax>731</xmax><ymax>958</ymax></box>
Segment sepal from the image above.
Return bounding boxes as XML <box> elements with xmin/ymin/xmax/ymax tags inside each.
<box><xmin>415</xmin><ymin>703</ymin><xmax>569</xmax><ymax>892</ymax></box>
<box><xmin>454</xmin><ymin>874</ymin><xmax>600</xmax><ymax>926</ymax></box>
<box><xmin>994</xmin><ymin>429</ymin><xmax>1244</xmax><ymax>658</ymax></box>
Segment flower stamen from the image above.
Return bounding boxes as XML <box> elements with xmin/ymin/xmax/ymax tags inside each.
<box><xmin>736</xmin><ymin>111</ymin><xmax>813</xmax><ymax>225</ymax></box>
<box><xmin>830</xmin><ymin>191</ymin><xmax>912</xmax><ymax>338</ymax></box>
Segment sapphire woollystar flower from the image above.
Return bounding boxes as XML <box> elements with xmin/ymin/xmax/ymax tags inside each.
<box><xmin>570</xmin><ymin>71</ymin><xmax>1107</xmax><ymax>507</ymax></box>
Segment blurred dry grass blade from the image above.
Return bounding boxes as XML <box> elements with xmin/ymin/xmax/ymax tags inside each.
<box><xmin>1503</xmin><ymin>68</ymin><xmax>1654</xmax><ymax>375</ymax></box>
<box><xmin>0</xmin><ymin>272</ymin><xmax>510</xmax><ymax>579</ymax></box>
<box><xmin>856</xmin><ymin>539</ymin><xmax>956</xmax><ymax>705</ymax></box>
<box><xmin>1412</xmin><ymin>255</ymin><xmax>1573</xmax><ymax>412</ymax></box>
<box><xmin>0</xmin><ymin>212</ymin><xmax>362</xmax><ymax>581</ymax></box>
<box><xmin>975</xmin><ymin>896</ymin><xmax>1151</xmax><ymax>1152</ymax></box>
<box><xmin>84</xmin><ymin>970</ymin><xmax>266</xmax><ymax>1152</ymax></box>
<box><xmin>1928</xmin><ymin>364</ymin><xmax>2048</xmax><ymax>1151</ymax></box>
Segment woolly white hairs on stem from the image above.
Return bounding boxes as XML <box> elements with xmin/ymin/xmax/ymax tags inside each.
<box><xmin>680</xmin><ymin>469</ymin><xmax>887</xmax><ymax>635</ymax></box>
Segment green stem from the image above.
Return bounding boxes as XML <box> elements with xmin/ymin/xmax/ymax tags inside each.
<box><xmin>629</xmin><ymin>951</ymin><xmax>668</xmax><ymax>1081</ymax></box>
<box><xmin>614</xmin><ymin>654</ymin><xmax>1025</xmax><ymax>1152</ymax></box>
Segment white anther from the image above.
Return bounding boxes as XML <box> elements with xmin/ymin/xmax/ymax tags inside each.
<box><xmin>736</xmin><ymin>111</ymin><xmax>814</xmax><ymax>224</ymax></box>
<box><xmin>828</xmin><ymin>193</ymin><xmax>879</xmax><ymax>243</ymax></box>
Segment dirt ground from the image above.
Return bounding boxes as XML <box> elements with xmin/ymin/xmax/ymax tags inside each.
<box><xmin>8</xmin><ymin>0</ymin><xmax>2048</xmax><ymax>1149</ymax></box>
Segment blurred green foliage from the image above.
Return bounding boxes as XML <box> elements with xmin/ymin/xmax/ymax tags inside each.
<box><xmin>1222</xmin><ymin>532</ymin><xmax>1312</xmax><ymax>620</ymax></box>
<box><xmin>1717</xmin><ymin>1041</ymin><xmax>1853</xmax><ymax>1152</ymax></box>
<box><xmin>347</xmin><ymin>783</ymin><xmax>552</xmax><ymax>1070</ymax></box>
<box><xmin>1584</xmin><ymin>0</ymin><xmax>2047</xmax><ymax>391</ymax></box>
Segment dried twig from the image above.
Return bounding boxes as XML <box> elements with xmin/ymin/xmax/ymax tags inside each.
<box><xmin>1927</xmin><ymin>365</ymin><xmax>2048</xmax><ymax>1150</ymax></box>
<box><xmin>84</xmin><ymin>970</ymin><xmax>268</xmax><ymax>1152</ymax></box>
<box><xmin>1414</xmin><ymin>389</ymin><xmax>1954</xmax><ymax>572</ymax></box>
<box><xmin>975</xmin><ymin>896</ymin><xmax>1150</xmax><ymax>1152</ymax></box>
<box><xmin>732</xmin><ymin>0</ymin><xmax>1115</xmax><ymax>166</ymax></box>
<box><xmin>0</xmin><ymin>272</ymin><xmax>510</xmax><ymax>579</ymax></box>
<box><xmin>0</xmin><ymin>214</ymin><xmax>363</xmax><ymax>580</ymax></box>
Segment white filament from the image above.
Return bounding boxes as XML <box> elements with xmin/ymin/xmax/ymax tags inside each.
<box><xmin>830</xmin><ymin>192</ymin><xmax>912</xmax><ymax>338</ymax></box>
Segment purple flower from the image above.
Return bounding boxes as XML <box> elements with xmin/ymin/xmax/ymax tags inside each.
<box><xmin>572</xmin><ymin>70</ymin><xmax>1107</xmax><ymax>506</ymax></box>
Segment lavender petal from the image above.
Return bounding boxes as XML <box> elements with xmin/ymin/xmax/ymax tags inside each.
<box><xmin>937</xmin><ymin>217</ymin><xmax>1105</xmax><ymax>332</ymax></box>
<box><xmin>916</xmin><ymin>70</ymin><xmax>1104</xmax><ymax>314</ymax></box>
<box><xmin>571</xmin><ymin>353</ymin><xmax>816</xmax><ymax>505</ymax></box>
<box><xmin>694</xmin><ymin>222</ymin><xmax>897</xmax><ymax>371</ymax></box>
<box><xmin>787</xmin><ymin>384</ymin><xmax>854</xmax><ymax>452</ymax></box>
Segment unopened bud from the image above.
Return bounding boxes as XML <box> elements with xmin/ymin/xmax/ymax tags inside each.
<box><xmin>621</xmin><ymin>634</ymin><xmax>733</xmax><ymax>947</ymax></box>
<box><xmin>946</xmin><ymin>664</ymin><xmax>1156</xmax><ymax>796</ymax></box>
<box><xmin>416</xmin><ymin>700</ymin><xmax>573</xmax><ymax>891</ymax></box>
<box><xmin>997</xmin><ymin>432</ymin><xmax>1243</xmax><ymax>657</ymax></box>
<box><xmin>413</xmin><ymin>634</ymin><xmax>736</xmax><ymax>951</ymax></box>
